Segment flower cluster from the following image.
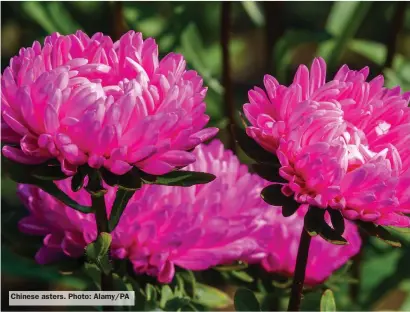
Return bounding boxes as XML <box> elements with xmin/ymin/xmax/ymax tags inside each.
<box><xmin>17</xmin><ymin>140</ymin><xmax>360</xmax><ymax>283</ymax></box>
<box><xmin>244</xmin><ymin>58</ymin><xmax>410</xmax><ymax>227</ymax></box>
<box><xmin>1</xmin><ymin>31</ymin><xmax>218</xmax><ymax>176</ymax></box>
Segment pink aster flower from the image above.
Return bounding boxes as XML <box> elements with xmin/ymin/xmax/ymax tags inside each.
<box><xmin>17</xmin><ymin>140</ymin><xmax>271</xmax><ymax>283</ymax></box>
<box><xmin>243</xmin><ymin>57</ymin><xmax>410</xmax><ymax>227</ymax></box>
<box><xmin>1</xmin><ymin>31</ymin><xmax>218</xmax><ymax>176</ymax></box>
<box><xmin>261</xmin><ymin>205</ymin><xmax>361</xmax><ymax>285</ymax></box>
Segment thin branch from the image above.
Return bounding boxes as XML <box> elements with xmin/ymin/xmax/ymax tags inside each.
<box><xmin>112</xmin><ymin>1</ymin><xmax>126</xmax><ymax>41</ymax></box>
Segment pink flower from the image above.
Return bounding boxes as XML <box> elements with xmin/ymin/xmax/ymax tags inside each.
<box><xmin>261</xmin><ymin>205</ymin><xmax>361</xmax><ymax>285</ymax></box>
<box><xmin>244</xmin><ymin>57</ymin><xmax>410</xmax><ymax>227</ymax></box>
<box><xmin>17</xmin><ymin>140</ymin><xmax>272</xmax><ymax>283</ymax></box>
<box><xmin>2</xmin><ymin>31</ymin><xmax>218</xmax><ymax>176</ymax></box>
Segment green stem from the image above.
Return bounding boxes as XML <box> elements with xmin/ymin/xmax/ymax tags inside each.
<box><xmin>88</xmin><ymin>172</ymin><xmax>114</xmax><ymax>311</ymax></box>
<box><xmin>287</xmin><ymin>226</ymin><xmax>312</xmax><ymax>311</ymax></box>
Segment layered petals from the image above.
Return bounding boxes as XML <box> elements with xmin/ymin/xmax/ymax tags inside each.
<box><xmin>1</xmin><ymin>31</ymin><xmax>217</xmax><ymax>176</ymax></box>
<box><xmin>244</xmin><ymin>57</ymin><xmax>410</xmax><ymax>227</ymax></box>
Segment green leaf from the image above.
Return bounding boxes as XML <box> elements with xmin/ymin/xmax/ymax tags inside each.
<box><xmin>232</xmin><ymin>125</ymin><xmax>278</xmax><ymax>165</ymax></box>
<box><xmin>37</xmin><ymin>180</ymin><xmax>94</xmax><ymax>213</ymax></box>
<box><xmin>327</xmin><ymin>209</ymin><xmax>345</xmax><ymax>235</ymax></box>
<box><xmin>160</xmin><ymin>285</ymin><xmax>174</xmax><ymax>308</ymax></box>
<box><xmin>320</xmin><ymin>289</ymin><xmax>336</xmax><ymax>312</ymax></box>
<box><xmin>357</xmin><ymin>221</ymin><xmax>402</xmax><ymax>247</ymax></box>
<box><xmin>47</xmin><ymin>2</ymin><xmax>82</xmax><ymax>34</ymax></box>
<box><xmin>304</xmin><ymin>207</ymin><xmax>347</xmax><ymax>244</ymax></box>
<box><xmin>319</xmin><ymin>222</ymin><xmax>348</xmax><ymax>245</ymax></box>
<box><xmin>252</xmin><ymin>164</ymin><xmax>287</xmax><ymax>183</ymax></box>
<box><xmin>109</xmin><ymin>188</ymin><xmax>135</xmax><ymax>232</ymax></box>
<box><xmin>177</xmin><ymin>271</ymin><xmax>196</xmax><ymax>298</ymax></box>
<box><xmin>83</xmin><ymin>262</ymin><xmax>101</xmax><ymax>288</ymax></box>
<box><xmin>214</xmin><ymin>261</ymin><xmax>248</xmax><ymax>271</ymax></box>
<box><xmin>319</xmin><ymin>1</ymin><xmax>373</xmax><ymax>68</ymax></box>
<box><xmin>348</xmin><ymin>39</ymin><xmax>386</xmax><ymax>66</ymax></box>
<box><xmin>231</xmin><ymin>270</ymin><xmax>254</xmax><ymax>283</ymax></box>
<box><xmin>31</xmin><ymin>164</ymin><xmax>67</xmax><ymax>180</ymax></box>
<box><xmin>234</xmin><ymin>288</ymin><xmax>261</xmax><ymax>311</ymax></box>
<box><xmin>21</xmin><ymin>2</ymin><xmax>58</xmax><ymax>34</ymax></box>
<box><xmin>85</xmin><ymin>233</ymin><xmax>113</xmax><ymax>275</ymax></box>
<box><xmin>193</xmin><ymin>283</ymin><xmax>232</xmax><ymax>309</ymax></box>
<box><xmin>273</xmin><ymin>29</ymin><xmax>332</xmax><ymax>82</ymax></box>
<box><xmin>125</xmin><ymin>277</ymin><xmax>146</xmax><ymax>311</ymax></box>
<box><xmin>144</xmin><ymin>283</ymin><xmax>159</xmax><ymax>311</ymax></box>
<box><xmin>241</xmin><ymin>2</ymin><xmax>265</xmax><ymax>27</ymax></box>
<box><xmin>180</xmin><ymin>23</ymin><xmax>223</xmax><ymax>95</ymax></box>
<box><xmin>145</xmin><ymin>283</ymin><xmax>158</xmax><ymax>302</ymax></box>
<box><xmin>261</xmin><ymin>184</ymin><xmax>300</xmax><ymax>217</ymax></box>
<box><xmin>71</xmin><ymin>168</ymin><xmax>87</xmax><ymax>192</ymax></box>
<box><xmin>164</xmin><ymin>298</ymin><xmax>191</xmax><ymax>311</ymax></box>
<box><xmin>2</xmin><ymin>157</ymin><xmax>93</xmax><ymax>213</ymax></box>
<box><xmin>141</xmin><ymin>171</ymin><xmax>216</xmax><ymax>187</ymax></box>
<box><xmin>304</xmin><ymin>207</ymin><xmax>325</xmax><ymax>236</ymax></box>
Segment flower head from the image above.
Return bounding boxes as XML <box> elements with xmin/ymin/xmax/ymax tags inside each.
<box><xmin>244</xmin><ymin>57</ymin><xmax>410</xmax><ymax>227</ymax></box>
<box><xmin>17</xmin><ymin>140</ymin><xmax>271</xmax><ymax>283</ymax></box>
<box><xmin>261</xmin><ymin>205</ymin><xmax>361</xmax><ymax>285</ymax></box>
<box><xmin>2</xmin><ymin>31</ymin><xmax>218</xmax><ymax>176</ymax></box>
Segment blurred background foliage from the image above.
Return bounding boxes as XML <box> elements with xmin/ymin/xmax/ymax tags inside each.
<box><xmin>1</xmin><ymin>1</ymin><xmax>410</xmax><ymax>311</ymax></box>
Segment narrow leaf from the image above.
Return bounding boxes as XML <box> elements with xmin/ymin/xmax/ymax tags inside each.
<box><xmin>85</xmin><ymin>233</ymin><xmax>113</xmax><ymax>274</ymax></box>
<box><xmin>261</xmin><ymin>184</ymin><xmax>300</xmax><ymax>217</ymax></box>
<box><xmin>193</xmin><ymin>283</ymin><xmax>232</xmax><ymax>309</ymax></box>
<box><xmin>319</xmin><ymin>1</ymin><xmax>372</xmax><ymax>68</ymax></box>
<box><xmin>71</xmin><ymin>168</ymin><xmax>87</xmax><ymax>192</ymax></box>
<box><xmin>145</xmin><ymin>283</ymin><xmax>158</xmax><ymax>302</ymax></box>
<box><xmin>320</xmin><ymin>289</ymin><xmax>336</xmax><ymax>312</ymax></box>
<box><xmin>177</xmin><ymin>271</ymin><xmax>196</xmax><ymax>298</ymax></box>
<box><xmin>21</xmin><ymin>2</ymin><xmax>59</xmax><ymax>34</ymax></box>
<box><xmin>304</xmin><ymin>207</ymin><xmax>325</xmax><ymax>237</ymax></box>
<box><xmin>242</xmin><ymin>2</ymin><xmax>265</xmax><ymax>27</ymax></box>
<box><xmin>357</xmin><ymin>221</ymin><xmax>402</xmax><ymax>247</ymax></box>
<box><xmin>234</xmin><ymin>288</ymin><xmax>261</xmax><ymax>311</ymax></box>
<box><xmin>252</xmin><ymin>163</ymin><xmax>287</xmax><ymax>183</ymax></box>
<box><xmin>36</xmin><ymin>180</ymin><xmax>93</xmax><ymax>213</ymax></box>
<box><xmin>31</xmin><ymin>164</ymin><xmax>67</xmax><ymax>180</ymax></box>
<box><xmin>160</xmin><ymin>285</ymin><xmax>174</xmax><ymax>308</ymax></box>
<box><xmin>109</xmin><ymin>188</ymin><xmax>135</xmax><ymax>232</ymax></box>
<box><xmin>141</xmin><ymin>171</ymin><xmax>216</xmax><ymax>187</ymax></box>
<box><xmin>164</xmin><ymin>298</ymin><xmax>191</xmax><ymax>311</ymax></box>
<box><xmin>319</xmin><ymin>222</ymin><xmax>348</xmax><ymax>245</ymax></box>
<box><xmin>231</xmin><ymin>270</ymin><xmax>254</xmax><ymax>283</ymax></box>
<box><xmin>327</xmin><ymin>209</ymin><xmax>345</xmax><ymax>235</ymax></box>
<box><xmin>232</xmin><ymin>125</ymin><xmax>279</xmax><ymax>165</ymax></box>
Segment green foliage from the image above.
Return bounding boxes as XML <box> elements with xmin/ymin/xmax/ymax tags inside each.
<box><xmin>320</xmin><ymin>289</ymin><xmax>336</xmax><ymax>312</ymax></box>
<box><xmin>193</xmin><ymin>283</ymin><xmax>232</xmax><ymax>309</ymax></box>
<box><xmin>2</xmin><ymin>2</ymin><xmax>410</xmax><ymax>311</ymax></box>
<box><xmin>304</xmin><ymin>207</ymin><xmax>348</xmax><ymax>245</ymax></box>
<box><xmin>234</xmin><ymin>288</ymin><xmax>261</xmax><ymax>311</ymax></box>
<box><xmin>319</xmin><ymin>1</ymin><xmax>373</xmax><ymax>69</ymax></box>
<box><xmin>358</xmin><ymin>221</ymin><xmax>402</xmax><ymax>247</ymax></box>
<box><xmin>261</xmin><ymin>184</ymin><xmax>300</xmax><ymax>217</ymax></box>
<box><xmin>241</xmin><ymin>2</ymin><xmax>265</xmax><ymax>27</ymax></box>
<box><xmin>232</xmin><ymin>125</ymin><xmax>279</xmax><ymax>165</ymax></box>
<box><xmin>85</xmin><ymin>233</ymin><xmax>113</xmax><ymax>275</ymax></box>
<box><xmin>2</xmin><ymin>157</ymin><xmax>93</xmax><ymax>213</ymax></box>
<box><xmin>140</xmin><ymin>171</ymin><xmax>216</xmax><ymax>187</ymax></box>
